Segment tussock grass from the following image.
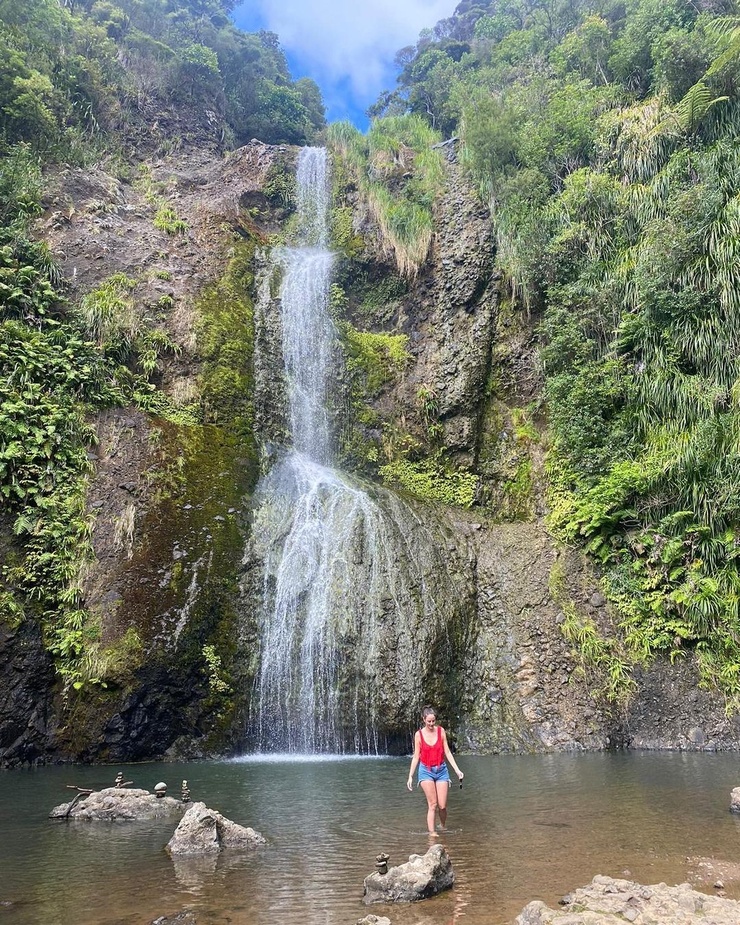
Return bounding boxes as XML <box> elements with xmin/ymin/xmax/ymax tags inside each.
<box><xmin>328</xmin><ymin>115</ymin><xmax>444</xmax><ymax>276</ymax></box>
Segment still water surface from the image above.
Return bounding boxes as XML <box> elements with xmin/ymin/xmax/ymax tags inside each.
<box><xmin>2</xmin><ymin>752</ymin><xmax>740</xmax><ymax>924</ymax></box>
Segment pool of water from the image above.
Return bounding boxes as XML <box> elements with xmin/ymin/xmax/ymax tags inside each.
<box><xmin>2</xmin><ymin>752</ymin><xmax>740</xmax><ymax>924</ymax></box>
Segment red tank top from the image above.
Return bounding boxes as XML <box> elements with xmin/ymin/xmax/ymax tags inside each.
<box><xmin>419</xmin><ymin>726</ymin><xmax>445</xmax><ymax>766</ymax></box>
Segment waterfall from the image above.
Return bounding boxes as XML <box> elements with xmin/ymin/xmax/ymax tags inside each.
<box><xmin>249</xmin><ymin>148</ymin><xmax>464</xmax><ymax>754</ymax></box>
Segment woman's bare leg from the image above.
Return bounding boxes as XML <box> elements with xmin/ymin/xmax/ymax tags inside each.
<box><xmin>436</xmin><ymin>780</ymin><xmax>449</xmax><ymax>828</ymax></box>
<box><xmin>420</xmin><ymin>780</ymin><xmax>439</xmax><ymax>833</ymax></box>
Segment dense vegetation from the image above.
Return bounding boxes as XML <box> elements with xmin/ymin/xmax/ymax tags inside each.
<box><xmin>0</xmin><ymin>0</ymin><xmax>324</xmax><ymax>156</ymax></box>
<box><xmin>0</xmin><ymin>145</ymin><xmax>122</xmax><ymax>690</ymax></box>
<box><xmin>0</xmin><ymin>0</ymin><xmax>324</xmax><ymax>694</ymax></box>
<box><xmin>374</xmin><ymin>0</ymin><xmax>740</xmax><ymax>704</ymax></box>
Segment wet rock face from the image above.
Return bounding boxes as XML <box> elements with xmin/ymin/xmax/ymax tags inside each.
<box><xmin>622</xmin><ymin>660</ymin><xmax>740</xmax><ymax>751</ymax></box>
<box><xmin>363</xmin><ymin>844</ymin><xmax>454</xmax><ymax>904</ymax></box>
<box><xmin>461</xmin><ymin>529</ymin><xmax>619</xmax><ymax>753</ymax></box>
<box><xmin>516</xmin><ymin>875</ymin><xmax>740</xmax><ymax>924</ymax></box>
<box><xmin>401</xmin><ymin>155</ymin><xmax>498</xmax><ymax>463</ymax></box>
<box><xmin>0</xmin><ymin>618</ymin><xmax>57</xmax><ymax>768</ymax></box>
<box><xmin>461</xmin><ymin>524</ymin><xmax>740</xmax><ymax>754</ymax></box>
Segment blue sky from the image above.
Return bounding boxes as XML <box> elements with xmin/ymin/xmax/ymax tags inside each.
<box><xmin>231</xmin><ymin>0</ymin><xmax>458</xmax><ymax>129</ymax></box>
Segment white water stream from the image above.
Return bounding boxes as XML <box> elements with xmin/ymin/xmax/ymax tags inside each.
<box><xmin>249</xmin><ymin>148</ymin><xmax>452</xmax><ymax>753</ymax></box>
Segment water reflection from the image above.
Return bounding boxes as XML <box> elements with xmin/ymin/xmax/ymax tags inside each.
<box><xmin>2</xmin><ymin>753</ymin><xmax>740</xmax><ymax>925</ymax></box>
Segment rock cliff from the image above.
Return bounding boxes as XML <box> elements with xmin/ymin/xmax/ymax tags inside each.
<box><xmin>2</xmin><ymin>137</ymin><xmax>738</xmax><ymax>767</ymax></box>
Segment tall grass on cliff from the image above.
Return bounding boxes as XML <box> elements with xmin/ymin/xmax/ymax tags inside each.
<box><xmin>328</xmin><ymin>115</ymin><xmax>445</xmax><ymax>276</ymax></box>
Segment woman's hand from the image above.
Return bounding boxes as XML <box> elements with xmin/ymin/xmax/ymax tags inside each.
<box><xmin>407</xmin><ymin>776</ymin><xmax>413</xmax><ymax>792</ymax></box>
<box><xmin>458</xmin><ymin>771</ymin><xmax>464</xmax><ymax>782</ymax></box>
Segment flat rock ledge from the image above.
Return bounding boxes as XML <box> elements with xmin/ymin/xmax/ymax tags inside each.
<box><xmin>363</xmin><ymin>844</ymin><xmax>454</xmax><ymax>905</ymax></box>
<box><xmin>49</xmin><ymin>788</ymin><xmax>184</xmax><ymax>821</ymax></box>
<box><xmin>516</xmin><ymin>875</ymin><xmax>740</xmax><ymax>924</ymax></box>
<box><xmin>165</xmin><ymin>801</ymin><xmax>266</xmax><ymax>855</ymax></box>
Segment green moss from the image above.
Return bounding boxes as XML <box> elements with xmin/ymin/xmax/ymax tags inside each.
<box><xmin>501</xmin><ymin>456</ymin><xmax>534</xmax><ymax>517</ymax></box>
<box><xmin>330</xmin><ymin>205</ymin><xmax>364</xmax><ymax>258</ymax></box>
<box><xmin>379</xmin><ymin>455</ymin><xmax>479</xmax><ymax>508</ymax></box>
<box><xmin>511</xmin><ymin>407</ymin><xmax>539</xmax><ymax>442</ymax></box>
<box><xmin>196</xmin><ymin>241</ymin><xmax>256</xmax><ymax>441</ymax></box>
<box><xmin>340</xmin><ymin>322</ymin><xmax>410</xmax><ymax>397</ymax></box>
<box><xmin>359</xmin><ymin>275</ymin><xmax>408</xmax><ymax>315</ymax></box>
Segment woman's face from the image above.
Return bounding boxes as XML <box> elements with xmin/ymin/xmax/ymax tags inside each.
<box><xmin>423</xmin><ymin>713</ymin><xmax>437</xmax><ymax>730</ymax></box>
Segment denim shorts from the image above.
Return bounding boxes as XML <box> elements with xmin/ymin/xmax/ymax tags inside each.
<box><xmin>418</xmin><ymin>762</ymin><xmax>451</xmax><ymax>784</ymax></box>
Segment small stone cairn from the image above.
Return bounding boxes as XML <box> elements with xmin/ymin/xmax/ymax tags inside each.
<box><xmin>363</xmin><ymin>844</ymin><xmax>453</xmax><ymax>904</ymax></box>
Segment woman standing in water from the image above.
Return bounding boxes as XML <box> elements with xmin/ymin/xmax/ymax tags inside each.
<box><xmin>407</xmin><ymin>705</ymin><xmax>464</xmax><ymax>834</ymax></box>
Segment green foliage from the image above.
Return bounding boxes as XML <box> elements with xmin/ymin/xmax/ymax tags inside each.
<box><xmin>154</xmin><ymin>205</ymin><xmax>188</xmax><ymax>235</ymax></box>
<box><xmin>0</xmin><ymin>0</ymin><xmax>325</xmax><ymax>157</ymax></box>
<box><xmin>330</xmin><ymin>206</ymin><xmax>364</xmax><ymax>259</ymax></box>
<box><xmin>560</xmin><ymin>603</ymin><xmax>637</xmax><ymax>704</ymax></box>
<box><xmin>0</xmin><ymin>316</ymin><xmax>117</xmax><ymax>691</ymax></box>
<box><xmin>0</xmin><ymin>153</ymin><xmax>183</xmax><ymax>692</ymax></box>
<box><xmin>77</xmin><ymin>273</ymin><xmax>138</xmax><ymax>348</ymax></box>
<box><xmin>202</xmin><ymin>643</ymin><xmax>230</xmax><ymax>694</ymax></box>
<box><xmin>263</xmin><ymin>161</ymin><xmax>297</xmax><ymax>209</ymax></box>
<box><xmin>550</xmin><ymin>561</ymin><xmax>636</xmax><ymax>705</ymax></box>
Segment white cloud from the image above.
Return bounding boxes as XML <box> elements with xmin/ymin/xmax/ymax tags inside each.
<box><xmin>247</xmin><ymin>0</ymin><xmax>458</xmax><ymax>112</ymax></box>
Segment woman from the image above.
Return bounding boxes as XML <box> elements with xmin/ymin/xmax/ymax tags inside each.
<box><xmin>406</xmin><ymin>705</ymin><xmax>464</xmax><ymax>834</ymax></box>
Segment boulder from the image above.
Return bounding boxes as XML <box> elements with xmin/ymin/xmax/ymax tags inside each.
<box><xmin>49</xmin><ymin>787</ymin><xmax>184</xmax><ymax>821</ymax></box>
<box><xmin>516</xmin><ymin>875</ymin><xmax>740</xmax><ymax>924</ymax></box>
<box><xmin>363</xmin><ymin>844</ymin><xmax>453</xmax><ymax>904</ymax></box>
<box><xmin>165</xmin><ymin>801</ymin><xmax>265</xmax><ymax>856</ymax></box>
<box><xmin>730</xmin><ymin>787</ymin><xmax>740</xmax><ymax>813</ymax></box>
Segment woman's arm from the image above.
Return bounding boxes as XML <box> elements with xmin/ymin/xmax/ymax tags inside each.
<box><xmin>442</xmin><ymin>728</ymin><xmax>463</xmax><ymax>780</ymax></box>
<box><xmin>407</xmin><ymin>732</ymin><xmax>421</xmax><ymax>791</ymax></box>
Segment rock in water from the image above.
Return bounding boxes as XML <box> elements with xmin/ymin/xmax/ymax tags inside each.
<box><xmin>165</xmin><ymin>802</ymin><xmax>265</xmax><ymax>855</ymax></box>
<box><xmin>516</xmin><ymin>875</ymin><xmax>740</xmax><ymax>924</ymax></box>
<box><xmin>151</xmin><ymin>914</ymin><xmax>197</xmax><ymax>925</ymax></box>
<box><xmin>363</xmin><ymin>844</ymin><xmax>454</xmax><ymax>904</ymax></box>
<box><xmin>729</xmin><ymin>787</ymin><xmax>740</xmax><ymax>813</ymax></box>
<box><xmin>49</xmin><ymin>788</ymin><xmax>184</xmax><ymax>820</ymax></box>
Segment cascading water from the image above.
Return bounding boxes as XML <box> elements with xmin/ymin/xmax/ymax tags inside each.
<box><xmin>248</xmin><ymin>148</ymin><xmax>468</xmax><ymax>754</ymax></box>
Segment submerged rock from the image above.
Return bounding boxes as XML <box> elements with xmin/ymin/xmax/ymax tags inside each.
<box><xmin>165</xmin><ymin>801</ymin><xmax>265</xmax><ymax>855</ymax></box>
<box><xmin>516</xmin><ymin>875</ymin><xmax>740</xmax><ymax>924</ymax></box>
<box><xmin>363</xmin><ymin>844</ymin><xmax>453</xmax><ymax>904</ymax></box>
<box><xmin>49</xmin><ymin>787</ymin><xmax>184</xmax><ymax>820</ymax></box>
<box><xmin>151</xmin><ymin>914</ymin><xmax>197</xmax><ymax>925</ymax></box>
